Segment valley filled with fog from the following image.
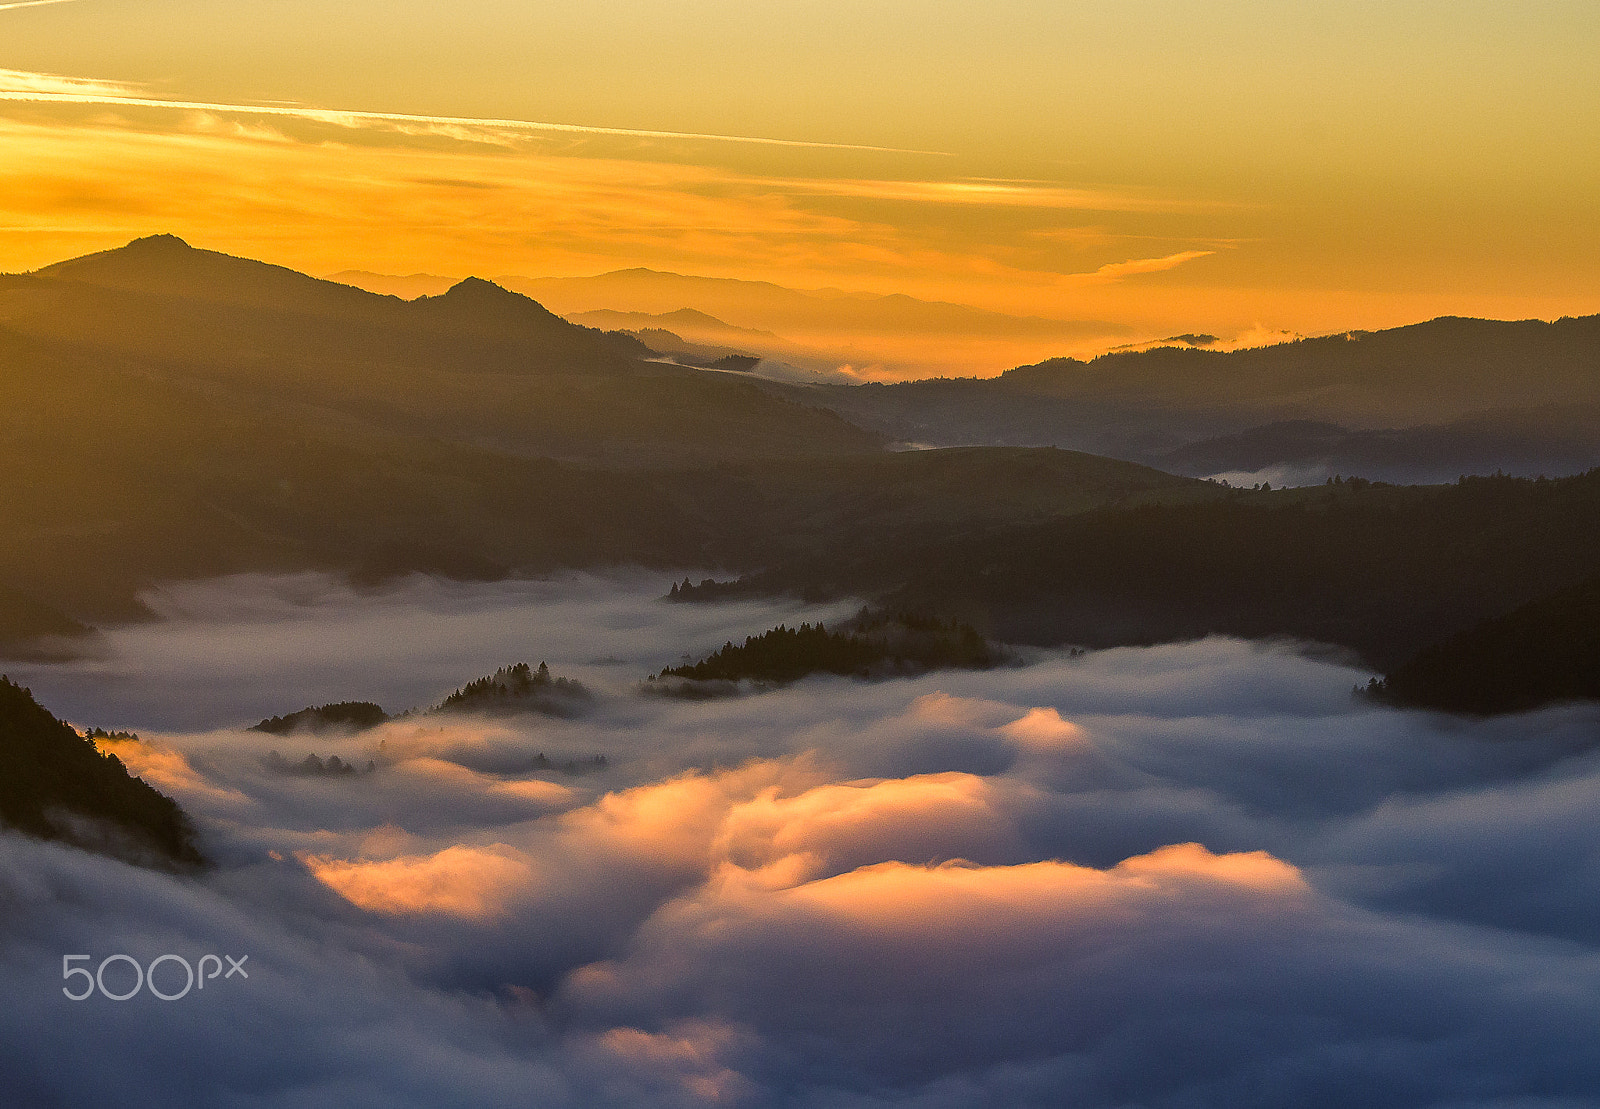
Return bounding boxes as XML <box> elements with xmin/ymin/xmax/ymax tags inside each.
<box><xmin>6</xmin><ymin>574</ymin><xmax>1600</xmax><ymax>1107</ymax></box>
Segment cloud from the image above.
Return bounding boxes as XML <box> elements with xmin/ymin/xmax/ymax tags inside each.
<box><xmin>0</xmin><ymin>0</ymin><xmax>77</xmax><ymax>12</ymax></box>
<box><xmin>0</xmin><ymin>69</ymin><xmax>132</xmax><ymax>99</ymax></box>
<box><xmin>11</xmin><ymin>570</ymin><xmax>858</xmax><ymax>730</ymax></box>
<box><xmin>302</xmin><ymin>843</ymin><xmax>534</xmax><ymax>918</ymax></box>
<box><xmin>9</xmin><ymin>578</ymin><xmax>1600</xmax><ymax>1104</ymax></box>
<box><xmin>0</xmin><ymin>68</ymin><xmax>942</xmax><ymax>155</ymax></box>
<box><xmin>769</xmin><ymin>176</ymin><xmax>1204</xmax><ymax>214</ymax></box>
<box><xmin>1065</xmin><ymin>248</ymin><xmax>1216</xmax><ymax>285</ymax></box>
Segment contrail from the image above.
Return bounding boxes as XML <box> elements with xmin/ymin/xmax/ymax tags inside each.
<box><xmin>0</xmin><ymin>0</ymin><xmax>78</xmax><ymax>12</ymax></box>
<box><xmin>0</xmin><ymin>77</ymin><xmax>950</xmax><ymax>157</ymax></box>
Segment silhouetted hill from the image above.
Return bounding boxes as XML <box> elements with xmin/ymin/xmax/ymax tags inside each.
<box><xmin>262</xmin><ymin>750</ymin><xmax>374</xmax><ymax>777</ymax></box>
<box><xmin>21</xmin><ymin>235</ymin><xmax>647</xmax><ymax>378</ymax></box>
<box><xmin>0</xmin><ymin>277</ymin><xmax>1208</xmax><ymax>659</ymax></box>
<box><xmin>0</xmin><ymin>586</ymin><xmax>88</xmax><ymax>658</ymax></box>
<box><xmin>768</xmin><ymin>315</ymin><xmax>1600</xmax><ymax>471</ymax></box>
<box><xmin>504</xmin><ymin>267</ymin><xmax>1112</xmax><ymax>376</ymax></box>
<box><xmin>664</xmin><ymin>447</ymin><xmax>1216</xmax><ymax>567</ymax></box>
<box><xmin>6</xmin><ymin>236</ymin><xmax>880</xmax><ymax>466</ymax></box>
<box><xmin>708</xmin><ymin>471</ymin><xmax>1600</xmax><ymax>671</ymax></box>
<box><xmin>435</xmin><ymin>662</ymin><xmax>591</xmax><ymax>717</ymax></box>
<box><xmin>37</xmin><ymin>234</ymin><xmax>387</xmax><ymax>317</ymax></box>
<box><xmin>1158</xmin><ymin>406</ymin><xmax>1600</xmax><ymax>486</ymax></box>
<box><xmin>0</xmin><ymin>678</ymin><xmax>200</xmax><ymax>867</ymax></box>
<box><xmin>13</xmin><ymin>236</ymin><xmax>1600</xmax><ymax>675</ymax></box>
<box><xmin>509</xmin><ymin>267</ymin><xmax>1097</xmax><ymax>337</ymax></box>
<box><xmin>252</xmin><ymin>702</ymin><xmax>390</xmax><ymax>736</ymax></box>
<box><xmin>411</xmin><ymin>276</ymin><xmax>597</xmax><ymax>343</ymax></box>
<box><xmin>1373</xmin><ymin>573</ymin><xmax>1600</xmax><ymax>715</ymax></box>
<box><xmin>652</xmin><ymin>611</ymin><xmax>1001</xmax><ymax>690</ymax></box>
<box><xmin>571</xmin><ymin>307</ymin><xmax>780</xmax><ymax>341</ymax></box>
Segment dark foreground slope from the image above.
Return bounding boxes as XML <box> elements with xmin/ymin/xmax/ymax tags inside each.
<box><xmin>1374</xmin><ymin>573</ymin><xmax>1600</xmax><ymax>715</ymax></box>
<box><xmin>0</xmin><ymin>678</ymin><xmax>200</xmax><ymax>866</ymax></box>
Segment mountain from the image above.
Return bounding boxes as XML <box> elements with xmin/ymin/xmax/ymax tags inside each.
<box><xmin>652</xmin><ymin>612</ymin><xmax>1001</xmax><ymax>689</ymax></box>
<box><xmin>1157</xmin><ymin>407</ymin><xmax>1600</xmax><ymax>486</ymax></box>
<box><xmin>10</xmin><ymin>236</ymin><xmax>1598</xmax><ymax>677</ymax></box>
<box><xmin>0</xmin><ymin>677</ymin><xmax>201</xmax><ymax>867</ymax></box>
<box><xmin>704</xmin><ymin>471</ymin><xmax>1600</xmax><ymax>671</ymax></box>
<box><xmin>1373</xmin><ymin>573</ymin><xmax>1600</xmax><ymax>716</ymax></box>
<box><xmin>435</xmin><ymin>661</ymin><xmax>592</xmax><ymax>718</ymax></box>
<box><xmin>252</xmin><ymin>702</ymin><xmax>390</xmax><ymax>736</ymax></box>
<box><xmin>569</xmin><ymin>307</ymin><xmax>781</xmax><ymax>344</ymax></box>
<box><xmin>503</xmin><ymin>267</ymin><xmax>1097</xmax><ymax>336</ymax></box>
<box><xmin>22</xmin><ymin>234</ymin><xmax>647</xmax><ymax>377</ymax></box>
<box><xmin>0</xmin><ymin>240</ymin><xmax>1218</xmax><ymax>657</ymax></box>
<box><xmin>666</xmin><ymin>446</ymin><xmax>1214</xmax><ymax>568</ymax></box>
<box><xmin>2</xmin><ymin>235</ymin><xmax>881</xmax><ymax>466</ymax></box>
<box><xmin>499</xmin><ymin>267</ymin><xmax>1118</xmax><ymax>377</ymax></box>
<box><xmin>0</xmin><ymin>586</ymin><xmax>88</xmax><ymax>659</ymax></box>
<box><xmin>764</xmin><ymin>315</ymin><xmax>1600</xmax><ymax>467</ymax></box>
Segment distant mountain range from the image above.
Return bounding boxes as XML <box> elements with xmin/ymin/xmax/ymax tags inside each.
<box><xmin>333</xmin><ymin>264</ymin><xmax>1119</xmax><ymax>377</ymax></box>
<box><xmin>569</xmin><ymin>307</ymin><xmax>781</xmax><ymax>344</ymax></box>
<box><xmin>761</xmin><ymin>316</ymin><xmax>1600</xmax><ymax>483</ymax></box>
<box><xmin>331</xmin><ymin>267</ymin><xmax>1600</xmax><ymax>485</ymax></box>
<box><xmin>7</xmin><ymin>236</ymin><xmax>1600</xmax><ymax>714</ymax></box>
<box><xmin>326</xmin><ymin>270</ymin><xmax>456</xmax><ymax>299</ymax></box>
<box><xmin>1155</xmin><ymin>409</ymin><xmax>1600</xmax><ymax>486</ymax></box>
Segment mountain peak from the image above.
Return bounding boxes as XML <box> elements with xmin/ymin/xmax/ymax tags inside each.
<box><xmin>32</xmin><ymin>235</ymin><xmax>392</xmax><ymax>317</ymax></box>
<box><xmin>124</xmin><ymin>233</ymin><xmax>192</xmax><ymax>251</ymax></box>
<box><xmin>437</xmin><ymin>276</ymin><xmax>561</xmax><ymax>319</ymax></box>
<box><xmin>413</xmin><ymin>276</ymin><xmax>584</xmax><ymax>339</ymax></box>
<box><xmin>444</xmin><ymin>275</ymin><xmax>515</xmax><ymax>299</ymax></box>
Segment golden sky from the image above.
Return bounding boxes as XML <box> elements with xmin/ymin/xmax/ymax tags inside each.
<box><xmin>1</xmin><ymin>0</ymin><xmax>1598</xmax><ymax>373</ymax></box>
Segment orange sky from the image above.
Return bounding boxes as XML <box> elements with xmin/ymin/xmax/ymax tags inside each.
<box><xmin>1</xmin><ymin>0</ymin><xmax>1597</xmax><ymax>375</ymax></box>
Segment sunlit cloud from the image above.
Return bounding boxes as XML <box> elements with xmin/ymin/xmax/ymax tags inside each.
<box><xmin>0</xmin><ymin>69</ymin><xmax>132</xmax><ymax>99</ymax></box>
<box><xmin>90</xmin><ymin>734</ymin><xmax>252</xmax><ymax>809</ymax></box>
<box><xmin>1064</xmin><ymin>249</ymin><xmax>1217</xmax><ymax>285</ymax></box>
<box><xmin>11</xmin><ymin>579</ymin><xmax>1600</xmax><ymax>1106</ymax></box>
<box><xmin>998</xmin><ymin>705</ymin><xmax>1087</xmax><ymax>748</ymax></box>
<box><xmin>0</xmin><ymin>0</ymin><xmax>77</xmax><ymax>12</ymax></box>
<box><xmin>302</xmin><ymin>843</ymin><xmax>533</xmax><ymax>918</ymax></box>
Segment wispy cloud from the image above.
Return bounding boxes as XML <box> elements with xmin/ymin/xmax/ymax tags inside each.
<box><xmin>1062</xmin><ymin>249</ymin><xmax>1216</xmax><ymax>285</ymax></box>
<box><xmin>0</xmin><ymin>0</ymin><xmax>77</xmax><ymax>12</ymax></box>
<box><xmin>0</xmin><ymin>68</ymin><xmax>946</xmax><ymax>155</ymax></box>
<box><xmin>0</xmin><ymin>68</ymin><xmax>131</xmax><ymax>98</ymax></box>
<box><xmin>774</xmin><ymin>175</ymin><xmax>1200</xmax><ymax>213</ymax></box>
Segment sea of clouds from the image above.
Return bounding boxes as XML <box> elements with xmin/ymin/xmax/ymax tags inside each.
<box><xmin>4</xmin><ymin>573</ymin><xmax>1600</xmax><ymax>1107</ymax></box>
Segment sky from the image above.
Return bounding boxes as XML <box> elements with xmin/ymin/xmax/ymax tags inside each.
<box><xmin>8</xmin><ymin>573</ymin><xmax>1600</xmax><ymax>1104</ymax></box>
<box><xmin>1</xmin><ymin>0</ymin><xmax>1598</xmax><ymax>368</ymax></box>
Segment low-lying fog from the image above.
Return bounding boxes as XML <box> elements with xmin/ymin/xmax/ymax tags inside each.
<box><xmin>7</xmin><ymin>571</ymin><xmax>859</xmax><ymax>731</ymax></box>
<box><xmin>5</xmin><ymin>573</ymin><xmax>1600</xmax><ymax>1107</ymax></box>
